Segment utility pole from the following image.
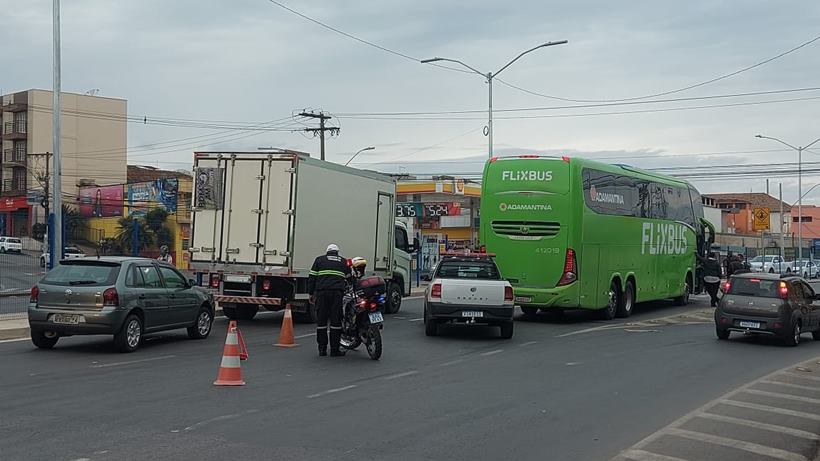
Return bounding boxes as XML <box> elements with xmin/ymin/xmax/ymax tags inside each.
<box><xmin>52</xmin><ymin>0</ymin><xmax>63</xmax><ymax>262</ymax></box>
<box><xmin>780</xmin><ymin>183</ymin><xmax>785</xmax><ymax>259</ymax></box>
<box><xmin>299</xmin><ymin>111</ymin><xmax>339</xmax><ymax>161</ymax></box>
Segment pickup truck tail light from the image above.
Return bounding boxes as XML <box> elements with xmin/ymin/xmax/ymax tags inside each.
<box><xmin>430</xmin><ymin>283</ymin><xmax>442</xmax><ymax>300</ymax></box>
<box><xmin>557</xmin><ymin>248</ymin><xmax>578</xmax><ymax>286</ymax></box>
<box><xmin>30</xmin><ymin>285</ymin><xmax>39</xmax><ymax>303</ymax></box>
<box><xmin>504</xmin><ymin>286</ymin><xmax>514</xmax><ymax>305</ymax></box>
<box><xmin>103</xmin><ymin>288</ymin><xmax>119</xmax><ymax>307</ymax></box>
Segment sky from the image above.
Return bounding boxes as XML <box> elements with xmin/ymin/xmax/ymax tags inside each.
<box><xmin>3</xmin><ymin>0</ymin><xmax>820</xmax><ymax>203</ymax></box>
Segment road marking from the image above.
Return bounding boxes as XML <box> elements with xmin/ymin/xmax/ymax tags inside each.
<box><xmin>90</xmin><ymin>355</ymin><xmax>176</xmax><ymax>368</ymax></box>
<box><xmin>480</xmin><ymin>349</ymin><xmax>503</xmax><ymax>357</ymax></box>
<box><xmin>409</xmin><ymin>318</ymin><xmax>424</xmax><ymax>322</ymax></box>
<box><xmin>438</xmin><ymin>359</ymin><xmax>464</xmax><ymax>367</ymax></box>
<box><xmin>383</xmin><ymin>370</ymin><xmax>419</xmax><ymax>380</ymax></box>
<box><xmin>566</xmin><ymin>362</ymin><xmax>581</xmax><ymax>366</ymax></box>
<box><xmin>519</xmin><ymin>341</ymin><xmax>538</xmax><ymax>347</ymax></box>
<box><xmin>556</xmin><ymin>324</ymin><xmax>624</xmax><ymax>337</ymax></box>
<box><xmin>744</xmin><ymin>388</ymin><xmax>820</xmax><ymax>405</ymax></box>
<box><xmin>783</xmin><ymin>371</ymin><xmax>820</xmax><ymax>382</ymax></box>
<box><xmin>393</xmin><ymin>316</ymin><xmax>407</xmax><ymax>320</ymax></box>
<box><xmin>719</xmin><ymin>399</ymin><xmax>820</xmax><ymax>422</ymax></box>
<box><xmin>619</xmin><ymin>449</ymin><xmax>687</xmax><ymax>461</ymax></box>
<box><xmin>624</xmin><ymin>329</ymin><xmax>660</xmax><ymax>333</ymax></box>
<box><xmin>759</xmin><ymin>379</ymin><xmax>820</xmax><ymax>393</ymax></box>
<box><xmin>294</xmin><ymin>332</ymin><xmax>317</xmax><ymax>339</ymax></box>
<box><xmin>665</xmin><ymin>427</ymin><xmax>807</xmax><ymax>461</ymax></box>
<box><xmin>307</xmin><ymin>384</ymin><xmax>357</xmax><ymax>399</ymax></box>
<box><xmin>697</xmin><ymin>411</ymin><xmax>819</xmax><ymax>440</ymax></box>
<box><xmin>184</xmin><ymin>413</ymin><xmax>241</xmax><ymax>432</ymax></box>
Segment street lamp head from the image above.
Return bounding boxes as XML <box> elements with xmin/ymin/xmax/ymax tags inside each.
<box><xmin>363</xmin><ymin>146</ymin><xmax>375</xmax><ymax>151</ymax></box>
<box><xmin>420</xmin><ymin>58</ymin><xmax>442</xmax><ymax>64</ymax></box>
<box><xmin>755</xmin><ymin>134</ymin><xmax>763</xmax><ymax>138</ymax></box>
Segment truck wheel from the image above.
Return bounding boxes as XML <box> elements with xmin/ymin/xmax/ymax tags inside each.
<box><xmin>386</xmin><ymin>282</ymin><xmax>402</xmax><ymax>314</ymax></box>
<box><xmin>293</xmin><ymin>303</ymin><xmax>317</xmax><ymax>324</ymax></box>
<box><xmin>222</xmin><ymin>305</ymin><xmax>238</xmax><ymax>320</ymax></box>
<box><xmin>31</xmin><ymin>330</ymin><xmax>59</xmax><ymax>349</ymax></box>
<box><xmin>235</xmin><ymin>304</ymin><xmax>258</xmax><ymax>321</ymax></box>
<box><xmin>499</xmin><ymin>321</ymin><xmax>514</xmax><ymax>339</ymax></box>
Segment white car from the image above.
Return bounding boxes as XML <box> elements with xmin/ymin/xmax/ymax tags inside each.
<box><xmin>748</xmin><ymin>255</ymin><xmax>793</xmax><ymax>274</ymax></box>
<box><xmin>40</xmin><ymin>246</ymin><xmax>86</xmax><ymax>267</ymax></box>
<box><xmin>0</xmin><ymin>236</ymin><xmax>23</xmax><ymax>253</ymax></box>
<box><xmin>792</xmin><ymin>260</ymin><xmax>819</xmax><ymax>279</ymax></box>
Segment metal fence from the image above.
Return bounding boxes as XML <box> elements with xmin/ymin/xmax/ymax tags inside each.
<box><xmin>0</xmin><ymin>248</ymin><xmax>41</xmax><ymax>319</ymax></box>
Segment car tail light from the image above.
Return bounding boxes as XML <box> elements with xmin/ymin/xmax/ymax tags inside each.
<box><xmin>261</xmin><ymin>279</ymin><xmax>272</xmax><ymax>292</ymax></box>
<box><xmin>778</xmin><ymin>281</ymin><xmax>789</xmax><ymax>299</ymax></box>
<box><xmin>724</xmin><ymin>281</ymin><xmax>731</xmax><ymax>292</ymax></box>
<box><xmin>210</xmin><ymin>274</ymin><xmax>220</xmax><ymax>289</ymax></box>
<box><xmin>557</xmin><ymin>248</ymin><xmax>578</xmax><ymax>286</ymax></box>
<box><xmin>504</xmin><ymin>286</ymin><xmax>514</xmax><ymax>305</ymax></box>
<box><xmin>430</xmin><ymin>283</ymin><xmax>442</xmax><ymax>300</ymax></box>
<box><xmin>30</xmin><ymin>285</ymin><xmax>39</xmax><ymax>303</ymax></box>
<box><xmin>103</xmin><ymin>288</ymin><xmax>119</xmax><ymax>307</ymax></box>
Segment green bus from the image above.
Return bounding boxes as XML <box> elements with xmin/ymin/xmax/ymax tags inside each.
<box><xmin>479</xmin><ymin>155</ymin><xmax>711</xmax><ymax>319</ymax></box>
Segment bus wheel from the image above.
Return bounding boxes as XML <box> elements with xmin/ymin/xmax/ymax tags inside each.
<box><xmin>521</xmin><ymin>307</ymin><xmax>539</xmax><ymax>317</ymax></box>
<box><xmin>673</xmin><ymin>276</ymin><xmax>691</xmax><ymax>306</ymax></box>
<box><xmin>599</xmin><ymin>282</ymin><xmax>619</xmax><ymax>320</ymax></box>
<box><xmin>616</xmin><ymin>280</ymin><xmax>635</xmax><ymax>318</ymax></box>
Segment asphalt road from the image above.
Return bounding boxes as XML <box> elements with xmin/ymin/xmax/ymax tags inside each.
<box><xmin>0</xmin><ymin>251</ymin><xmax>42</xmax><ymax>294</ymax></box>
<box><xmin>2</xmin><ymin>295</ymin><xmax>820</xmax><ymax>461</ymax></box>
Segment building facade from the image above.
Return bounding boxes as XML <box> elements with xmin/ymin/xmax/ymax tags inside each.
<box><xmin>0</xmin><ymin>90</ymin><xmax>127</xmax><ymax>237</ymax></box>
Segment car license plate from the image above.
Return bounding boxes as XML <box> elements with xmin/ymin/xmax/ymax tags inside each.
<box><xmin>368</xmin><ymin>312</ymin><xmax>384</xmax><ymax>323</ymax></box>
<box><xmin>462</xmin><ymin>311</ymin><xmax>484</xmax><ymax>318</ymax></box>
<box><xmin>739</xmin><ymin>320</ymin><xmax>761</xmax><ymax>329</ymax></box>
<box><xmin>515</xmin><ymin>296</ymin><xmax>532</xmax><ymax>303</ymax></box>
<box><xmin>52</xmin><ymin>313</ymin><xmax>81</xmax><ymax>325</ymax></box>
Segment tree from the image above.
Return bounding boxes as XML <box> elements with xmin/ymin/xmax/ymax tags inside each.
<box><xmin>113</xmin><ymin>216</ymin><xmax>154</xmax><ymax>255</ymax></box>
<box><xmin>62</xmin><ymin>204</ymin><xmax>84</xmax><ymax>241</ymax></box>
<box><xmin>144</xmin><ymin>208</ymin><xmax>174</xmax><ymax>249</ymax></box>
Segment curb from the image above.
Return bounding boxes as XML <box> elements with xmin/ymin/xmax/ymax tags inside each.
<box><xmin>0</xmin><ymin>327</ymin><xmax>29</xmax><ymax>341</ymax></box>
<box><xmin>0</xmin><ymin>292</ymin><xmax>27</xmax><ymax>298</ymax></box>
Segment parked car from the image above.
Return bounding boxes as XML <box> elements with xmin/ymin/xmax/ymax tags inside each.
<box><xmin>715</xmin><ymin>273</ymin><xmax>820</xmax><ymax>346</ymax></box>
<box><xmin>791</xmin><ymin>260</ymin><xmax>819</xmax><ymax>279</ymax></box>
<box><xmin>29</xmin><ymin>257</ymin><xmax>215</xmax><ymax>352</ymax></box>
<box><xmin>40</xmin><ymin>246</ymin><xmax>86</xmax><ymax>267</ymax></box>
<box><xmin>749</xmin><ymin>255</ymin><xmax>793</xmax><ymax>274</ymax></box>
<box><xmin>0</xmin><ymin>236</ymin><xmax>23</xmax><ymax>253</ymax></box>
<box><xmin>424</xmin><ymin>253</ymin><xmax>514</xmax><ymax>338</ymax></box>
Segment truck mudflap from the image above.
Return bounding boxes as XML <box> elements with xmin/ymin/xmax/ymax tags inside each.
<box><xmin>214</xmin><ymin>295</ymin><xmax>282</xmax><ymax>306</ymax></box>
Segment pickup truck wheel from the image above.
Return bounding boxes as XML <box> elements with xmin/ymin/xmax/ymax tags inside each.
<box><xmin>769</xmin><ymin>268</ymin><xmax>775</xmax><ymax>274</ymax></box>
<box><xmin>114</xmin><ymin>315</ymin><xmax>142</xmax><ymax>353</ymax></box>
<box><xmin>386</xmin><ymin>283</ymin><xmax>402</xmax><ymax>314</ymax></box>
<box><xmin>521</xmin><ymin>307</ymin><xmax>539</xmax><ymax>317</ymax></box>
<box><xmin>499</xmin><ymin>321</ymin><xmax>514</xmax><ymax>339</ymax></box>
<box><xmin>31</xmin><ymin>330</ymin><xmax>59</xmax><ymax>349</ymax></box>
<box><xmin>424</xmin><ymin>308</ymin><xmax>438</xmax><ymax>336</ymax></box>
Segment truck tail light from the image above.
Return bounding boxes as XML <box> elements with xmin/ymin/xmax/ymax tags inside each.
<box><xmin>557</xmin><ymin>248</ymin><xmax>578</xmax><ymax>286</ymax></box>
<box><xmin>210</xmin><ymin>274</ymin><xmax>220</xmax><ymax>289</ymax></box>
<box><xmin>30</xmin><ymin>285</ymin><xmax>39</xmax><ymax>303</ymax></box>
<box><xmin>504</xmin><ymin>286</ymin><xmax>514</xmax><ymax>305</ymax></box>
<box><xmin>779</xmin><ymin>281</ymin><xmax>789</xmax><ymax>299</ymax></box>
<box><xmin>103</xmin><ymin>288</ymin><xmax>119</xmax><ymax>307</ymax></box>
<box><xmin>430</xmin><ymin>283</ymin><xmax>442</xmax><ymax>300</ymax></box>
<box><xmin>261</xmin><ymin>279</ymin><xmax>272</xmax><ymax>292</ymax></box>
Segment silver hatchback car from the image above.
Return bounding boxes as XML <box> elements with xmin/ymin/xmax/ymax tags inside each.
<box><xmin>29</xmin><ymin>257</ymin><xmax>215</xmax><ymax>352</ymax></box>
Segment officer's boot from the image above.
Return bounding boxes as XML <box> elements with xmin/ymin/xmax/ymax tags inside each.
<box><xmin>329</xmin><ymin>328</ymin><xmax>345</xmax><ymax>357</ymax></box>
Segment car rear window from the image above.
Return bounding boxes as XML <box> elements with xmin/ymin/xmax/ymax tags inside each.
<box><xmin>65</xmin><ymin>248</ymin><xmax>82</xmax><ymax>254</ymax></box>
<box><xmin>436</xmin><ymin>260</ymin><xmax>501</xmax><ymax>280</ymax></box>
<box><xmin>728</xmin><ymin>277</ymin><xmax>780</xmax><ymax>298</ymax></box>
<box><xmin>42</xmin><ymin>261</ymin><xmax>121</xmax><ymax>287</ymax></box>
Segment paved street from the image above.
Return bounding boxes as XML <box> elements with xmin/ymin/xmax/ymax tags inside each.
<box><xmin>2</xmin><ymin>295</ymin><xmax>820</xmax><ymax>461</ymax></box>
<box><xmin>0</xmin><ymin>251</ymin><xmax>42</xmax><ymax>294</ymax></box>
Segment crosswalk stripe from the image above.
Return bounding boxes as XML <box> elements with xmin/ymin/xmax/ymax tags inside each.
<box><xmin>718</xmin><ymin>399</ymin><xmax>820</xmax><ymax>422</ymax></box>
<box><xmin>744</xmin><ymin>389</ymin><xmax>820</xmax><ymax>405</ymax></box>
<box><xmin>782</xmin><ymin>372</ymin><xmax>820</xmax><ymax>383</ymax></box>
<box><xmin>697</xmin><ymin>412</ymin><xmax>819</xmax><ymax>440</ymax></box>
<box><xmin>665</xmin><ymin>428</ymin><xmax>807</xmax><ymax>461</ymax></box>
<box><xmin>759</xmin><ymin>379</ymin><xmax>820</xmax><ymax>393</ymax></box>
<box><xmin>618</xmin><ymin>449</ymin><xmax>688</xmax><ymax>461</ymax></box>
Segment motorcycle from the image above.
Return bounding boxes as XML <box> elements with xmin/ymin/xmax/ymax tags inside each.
<box><xmin>340</xmin><ymin>276</ymin><xmax>385</xmax><ymax>360</ymax></box>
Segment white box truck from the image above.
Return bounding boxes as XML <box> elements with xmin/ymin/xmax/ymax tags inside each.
<box><xmin>189</xmin><ymin>151</ymin><xmax>416</xmax><ymax>322</ymax></box>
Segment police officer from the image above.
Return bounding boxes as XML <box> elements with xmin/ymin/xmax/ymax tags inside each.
<box><xmin>308</xmin><ymin>243</ymin><xmax>352</xmax><ymax>357</ymax></box>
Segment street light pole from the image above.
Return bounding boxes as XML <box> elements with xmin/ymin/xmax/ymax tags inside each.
<box><xmin>756</xmin><ymin>134</ymin><xmax>820</xmax><ymax>262</ymax></box>
<box><xmin>344</xmin><ymin>146</ymin><xmax>375</xmax><ymax>167</ymax></box>
<box><xmin>52</xmin><ymin>0</ymin><xmax>63</xmax><ymax>265</ymax></box>
<box><xmin>422</xmin><ymin>40</ymin><xmax>568</xmax><ymax>158</ymax></box>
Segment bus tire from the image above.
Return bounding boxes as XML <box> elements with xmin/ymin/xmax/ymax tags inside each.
<box><xmin>521</xmin><ymin>307</ymin><xmax>539</xmax><ymax>317</ymax></box>
<box><xmin>616</xmin><ymin>279</ymin><xmax>635</xmax><ymax>318</ymax></box>
<box><xmin>673</xmin><ymin>275</ymin><xmax>691</xmax><ymax>306</ymax></box>
<box><xmin>599</xmin><ymin>281</ymin><xmax>619</xmax><ymax>320</ymax></box>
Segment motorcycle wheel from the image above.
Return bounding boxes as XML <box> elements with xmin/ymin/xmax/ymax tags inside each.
<box><xmin>364</xmin><ymin>325</ymin><xmax>382</xmax><ymax>360</ymax></box>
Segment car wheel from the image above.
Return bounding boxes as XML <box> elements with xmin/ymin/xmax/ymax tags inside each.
<box><xmin>783</xmin><ymin>321</ymin><xmax>801</xmax><ymax>347</ymax></box>
<box><xmin>386</xmin><ymin>282</ymin><xmax>402</xmax><ymax>314</ymax></box>
<box><xmin>812</xmin><ymin>330</ymin><xmax>820</xmax><ymax>341</ymax></box>
<box><xmin>0</xmin><ymin>247</ymin><xmax>5</xmax><ymax>253</ymax></box>
<box><xmin>804</xmin><ymin>272</ymin><xmax>808</xmax><ymax>279</ymax></box>
<box><xmin>616</xmin><ymin>279</ymin><xmax>635</xmax><ymax>318</ymax></box>
<box><xmin>40</xmin><ymin>257</ymin><xmax>45</xmax><ymax>268</ymax></box>
<box><xmin>187</xmin><ymin>307</ymin><xmax>213</xmax><ymax>339</ymax></box>
<box><xmin>716</xmin><ymin>328</ymin><xmax>730</xmax><ymax>340</ymax></box>
<box><xmin>521</xmin><ymin>306</ymin><xmax>539</xmax><ymax>317</ymax></box>
<box><xmin>598</xmin><ymin>281</ymin><xmax>619</xmax><ymax>320</ymax></box>
<box><xmin>769</xmin><ymin>268</ymin><xmax>775</xmax><ymax>274</ymax></box>
<box><xmin>31</xmin><ymin>330</ymin><xmax>59</xmax><ymax>349</ymax></box>
<box><xmin>114</xmin><ymin>314</ymin><xmax>143</xmax><ymax>353</ymax></box>
<box><xmin>499</xmin><ymin>321</ymin><xmax>514</xmax><ymax>339</ymax></box>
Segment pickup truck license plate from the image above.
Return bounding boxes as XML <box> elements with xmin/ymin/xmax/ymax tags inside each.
<box><xmin>739</xmin><ymin>320</ymin><xmax>761</xmax><ymax>329</ymax></box>
<box><xmin>368</xmin><ymin>312</ymin><xmax>384</xmax><ymax>323</ymax></box>
<box><xmin>52</xmin><ymin>314</ymin><xmax>81</xmax><ymax>325</ymax></box>
<box><xmin>515</xmin><ymin>296</ymin><xmax>532</xmax><ymax>303</ymax></box>
<box><xmin>462</xmin><ymin>311</ymin><xmax>484</xmax><ymax>318</ymax></box>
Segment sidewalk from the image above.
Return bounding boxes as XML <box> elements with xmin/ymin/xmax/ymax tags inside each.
<box><xmin>0</xmin><ymin>317</ymin><xmax>29</xmax><ymax>341</ymax></box>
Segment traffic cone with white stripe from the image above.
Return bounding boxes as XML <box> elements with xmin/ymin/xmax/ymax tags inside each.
<box><xmin>213</xmin><ymin>321</ymin><xmax>245</xmax><ymax>386</ymax></box>
<box><xmin>275</xmin><ymin>304</ymin><xmax>297</xmax><ymax>348</ymax></box>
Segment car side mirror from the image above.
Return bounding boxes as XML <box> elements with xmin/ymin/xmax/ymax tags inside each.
<box><xmin>188</xmin><ymin>278</ymin><xmax>197</xmax><ymax>288</ymax></box>
<box><xmin>411</xmin><ymin>238</ymin><xmax>420</xmax><ymax>253</ymax></box>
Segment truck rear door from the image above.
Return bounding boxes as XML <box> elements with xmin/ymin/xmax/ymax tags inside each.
<box><xmin>374</xmin><ymin>192</ymin><xmax>394</xmax><ymax>271</ymax></box>
<box><xmin>259</xmin><ymin>158</ymin><xmax>294</xmax><ymax>266</ymax></box>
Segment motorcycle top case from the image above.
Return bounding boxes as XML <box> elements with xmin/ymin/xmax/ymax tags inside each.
<box><xmin>355</xmin><ymin>276</ymin><xmax>386</xmax><ymax>299</ymax></box>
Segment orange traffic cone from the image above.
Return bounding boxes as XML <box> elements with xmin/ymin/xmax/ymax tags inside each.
<box><xmin>275</xmin><ymin>304</ymin><xmax>297</xmax><ymax>347</ymax></box>
<box><xmin>213</xmin><ymin>321</ymin><xmax>246</xmax><ymax>386</ymax></box>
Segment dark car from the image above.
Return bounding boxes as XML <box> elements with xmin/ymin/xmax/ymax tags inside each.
<box><xmin>715</xmin><ymin>273</ymin><xmax>820</xmax><ymax>346</ymax></box>
<box><xmin>29</xmin><ymin>257</ymin><xmax>215</xmax><ymax>352</ymax></box>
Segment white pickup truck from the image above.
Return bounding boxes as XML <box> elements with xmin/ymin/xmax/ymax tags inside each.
<box><xmin>749</xmin><ymin>255</ymin><xmax>793</xmax><ymax>274</ymax></box>
<box><xmin>423</xmin><ymin>253</ymin><xmax>514</xmax><ymax>339</ymax></box>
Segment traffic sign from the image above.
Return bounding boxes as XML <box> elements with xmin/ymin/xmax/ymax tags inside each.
<box><xmin>752</xmin><ymin>207</ymin><xmax>770</xmax><ymax>231</ymax></box>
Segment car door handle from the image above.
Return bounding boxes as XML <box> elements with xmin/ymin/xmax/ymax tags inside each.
<box><xmin>138</xmin><ymin>294</ymin><xmax>146</xmax><ymax>300</ymax></box>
